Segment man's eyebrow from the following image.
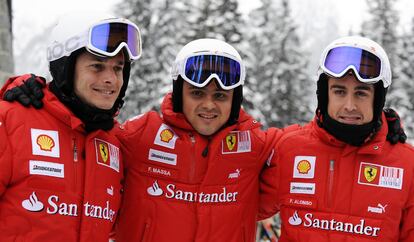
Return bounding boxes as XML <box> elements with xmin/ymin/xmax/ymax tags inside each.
<box><xmin>188</xmin><ymin>86</ymin><xmax>202</xmax><ymax>90</ymax></box>
<box><xmin>330</xmin><ymin>84</ymin><xmax>373</xmax><ymax>91</ymax></box>
<box><xmin>330</xmin><ymin>84</ymin><xmax>345</xmax><ymax>89</ymax></box>
<box><xmin>355</xmin><ymin>85</ymin><xmax>373</xmax><ymax>91</ymax></box>
<box><xmin>92</xmin><ymin>56</ymin><xmax>125</xmax><ymax>65</ymax></box>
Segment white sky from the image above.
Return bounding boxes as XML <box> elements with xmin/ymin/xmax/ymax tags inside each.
<box><xmin>11</xmin><ymin>0</ymin><xmax>414</xmax><ymax>66</ymax></box>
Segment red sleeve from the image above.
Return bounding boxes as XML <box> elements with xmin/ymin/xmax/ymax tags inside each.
<box><xmin>0</xmin><ymin>110</ymin><xmax>12</xmax><ymax>195</ymax></box>
<box><xmin>116</xmin><ymin>112</ymin><xmax>152</xmax><ymax>170</ymax></box>
<box><xmin>399</xmin><ymin>168</ymin><xmax>414</xmax><ymax>241</ymax></box>
<box><xmin>258</xmin><ymin>128</ymin><xmax>282</xmax><ymax>220</ymax></box>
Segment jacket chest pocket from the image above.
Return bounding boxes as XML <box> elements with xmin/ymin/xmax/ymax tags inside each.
<box><xmin>25</xmin><ymin>160</ymin><xmax>69</xmax><ymax>193</ymax></box>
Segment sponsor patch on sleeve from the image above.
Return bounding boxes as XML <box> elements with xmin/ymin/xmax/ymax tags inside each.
<box><xmin>222</xmin><ymin>131</ymin><xmax>251</xmax><ymax>154</ymax></box>
<box><xmin>95</xmin><ymin>139</ymin><xmax>120</xmax><ymax>172</ymax></box>
<box><xmin>358</xmin><ymin>162</ymin><xmax>403</xmax><ymax>190</ymax></box>
<box><xmin>31</xmin><ymin>129</ymin><xmax>60</xmax><ymax>158</ymax></box>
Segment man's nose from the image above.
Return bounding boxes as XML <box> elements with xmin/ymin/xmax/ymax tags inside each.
<box><xmin>102</xmin><ymin>68</ymin><xmax>118</xmax><ymax>84</ymax></box>
<box><xmin>344</xmin><ymin>95</ymin><xmax>357</xmax><ymax>112</ymax></box>
<box><xmin>201</xmin><ymin>95</ymin><xmax>216</xmax><ymax>110</ymax></box>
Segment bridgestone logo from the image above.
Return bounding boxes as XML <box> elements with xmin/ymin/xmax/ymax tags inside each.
<box><xmin>151</xmin><ymin>153</ymin><xmax>174</xmax><ymax>161</ymax></box>
<box><xmin>292</xmin><ymin>186</ymin><xmax>312</xmax><ymax>191</ymax></box>
<box><xmin>33</xmin><ymin>165</ymin><xmax>62</xmax><ymax>173</ymax></box>
<box><xmin>290</xmin><ymin>182</ymin><xmax>315</xmax><ymax>194</ymax></box>
<box><xmin>148</xmin><ymin>149</ymin><xmax>177</xmax><ymax>165</ymax></box>
<box><xmin>29</xmin><ymin>160</ymin><xmax>64</xmax><ymax>178</ymax></box>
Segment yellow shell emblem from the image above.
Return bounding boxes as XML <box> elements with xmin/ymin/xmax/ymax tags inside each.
<box><xmin>99</xmin><ymin>143</ymin><xmax>109</xmax><ymax>163</ymax></box>
<box><xmin>364</xmin><ymin>166</ymin><xmax>378</xmax><ymax>182</ymax></box>
<box><xmin>36</xmin><ymin>135</ymin><xmax>55</xmax><ymax>151</ymax></box>
<box><xmin>160</xmin><ymin>129</ymin><xmax>174</xmax><ymax>142</ymax></box>
<box><xmin>297</xmin><ymin>160</ymin><xmax>311</xmax><ymax>174</ymax></box>
<box><xmin>226</xmin><ymin>134</ymin><xmax>237</xmax><ymax>151</ymax></box>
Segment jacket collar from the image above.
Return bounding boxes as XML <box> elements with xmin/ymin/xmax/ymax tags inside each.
<box><xmin>311</xmin><ymin>113</ymin><xmax>388</xmax><ymax>155</ymax></box>
<box><xmin>44</xmin><ymin>86</ymin><xmax>85</xmax><ymax>131</ymax></box>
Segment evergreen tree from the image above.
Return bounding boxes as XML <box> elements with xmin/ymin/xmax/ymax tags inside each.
<box><xmin>246</xmin><ymin>0</ymin><xmax>311</xmax><ymax>128</ymax></box>
<box><xmin>193</xmin><ymin>0</ymin><xmax>245</xmax><ymax>44</ymax></box>
<box><xmin>116</xmin><ymin>0</ymin><xmax>194</xmax><ymax>121</ymax></box>
<box><xmin>116</xmin><ymin>0</ymin><xmax>157</xmax><ymax>120</ymax></box>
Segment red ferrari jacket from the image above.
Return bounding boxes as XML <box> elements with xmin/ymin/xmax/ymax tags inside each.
<box><xmin>114</xmin><ymin>93</ymin><xmax>280</xmax><ymax>242</ymax></box>
<box><xmin>260</xmin><ymin>115</ymin><xmax>414</xmax><ymax>242</ymax></box>
<box><xmin>0</xmin><ymin>87</ymin><xmax>123</xmax><ymax>241</ymax></box>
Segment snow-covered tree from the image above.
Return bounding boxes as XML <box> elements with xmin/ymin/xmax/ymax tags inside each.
<box><xmin>193</xmin><ymin>0</ymin><xmax>245</xmax><ymax>44</ymax></box>
<box><xmin>246</xmin><ymin>0</ymin><xmax>311</xmax><ymax>128</ymax></box>
<box><xmin>116</xmin><ymin>0</ymin><xmax>195</xmax><ymax>121</ymax></box>
<box><xmin>116</xmin><ymin>0</ymin><xmax>157</xmax><ymax>120</ymax></box>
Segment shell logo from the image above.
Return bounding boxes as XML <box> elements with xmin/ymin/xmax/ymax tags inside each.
<box><xmin>160</xmin><ymin>129</ymin><xmax>174</xmax><ymax>143</ymax></box>
<box><xmin>36</xmin><ymin>135</ymin><xmax>55</xmax><ymax>151</ymax></box>
<box><xmin>297</xmin><ymin>160</ymin><xmax>311</xmax><ymax>174</ymax></box>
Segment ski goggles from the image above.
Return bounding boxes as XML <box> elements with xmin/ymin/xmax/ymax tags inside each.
<box><xmin>319</xmin><ymin>46</ymin><xmax>384</xmax><ymax>84</ymax></box>
<box><xmin>172</xmin><ymin>53</ymin><xmax>245</xmax><ymax>90</ymax></box>
<box><xmin>87</xmin><ymin>19</ymin><xmax>142</xmax><ymax>61</ymax></box>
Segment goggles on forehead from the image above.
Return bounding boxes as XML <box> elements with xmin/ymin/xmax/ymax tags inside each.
<box><xmin>319</xmin><ymin>46</ymin><xmax>384</xmax><ymax>84</ymax></box>
<box><xmin>172</xmin><ymin>53</ymin><xmax>245</xmax><ymax>90</ymax></box>
<box><xmin>87</xmin><ymin>19</ymin><xmax>142</xmax><ymax>61</ymax></box>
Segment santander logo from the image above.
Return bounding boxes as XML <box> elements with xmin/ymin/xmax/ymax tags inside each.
<box><xmin>147</xmin><ymin>181</ymin><xmax>163</xmax><ymax>196</ymax></box>
<box><xmin>146</xmin><ymin>181</ymin><xmax>238</xmax><ymax>203</ymax></box>
<box><xmin>21</xmin><ymin>191</ymin><xmax>116</xmax><ymax>222</ymax></box>
<box><xmin>288</xmin><ymin>211</ymin><xmax>302</xmax><ymax>225</ymax></box>
<box><xmin>288</xmin><ymin>210</ymin><xmax>381</xmax><ymax>237</ymax></box>
<box><xmin>22</xmin><ymin>192</ymin><xmax>44</xmax><ymax>212</ymax></box>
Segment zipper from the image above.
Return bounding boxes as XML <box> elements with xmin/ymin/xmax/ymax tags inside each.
<box><xmin>73</xmin><ymin>137</ymin><xmax>78</xmax><ymax>162</ymax></box>
<box><xmin>71</xmin><ymin>136</ymin><xmax>81</xmax><ymax>240</ymax></box>
<box><xmin>202</xmin><ymin>136</ymin><xmax>211</xmax><ymax>157</ymax></box>
<box><xmin>327</xmin><ymin>159</ymin><xmax>335</xmax><ymax>208</ymax></box>
<box><xmin>72</xmin><ymin>137</ymin><xmax>78</xmax><ymax>191</ymax></box>
<box><xmin>189</xmin><ymin>132</ymin><xmax>196</xmax><ymax>182</ymax></box>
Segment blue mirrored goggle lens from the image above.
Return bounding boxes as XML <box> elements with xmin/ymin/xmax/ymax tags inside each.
<box><xmin>184</xmin><ymin>55</ymin><xmax>241</xmax><ymax>87</ymax></box>
<box><xmin>324</xmin><ymin>46</ymin><xmax>381</xmax><ymax>79</ymax></box>
<box><xmin>91</xmin><ymin>22</ymin><xmax>140</xmax><ymax>57</ymax></box>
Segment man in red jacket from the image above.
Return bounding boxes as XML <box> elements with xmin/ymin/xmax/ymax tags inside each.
<box><xmin>260</xmin><ymin>36</ymin><xmax>414</xmax><ymax>242</ymax></box>
<box><xmin>113</xmin><ymin>38</ymin><xmax>280</xmax><ymax>242</ymax></box>
<box><xmin>0</xmin><ymin>12</ymin><xmax>141</xmax><ymax>241</ymax></box>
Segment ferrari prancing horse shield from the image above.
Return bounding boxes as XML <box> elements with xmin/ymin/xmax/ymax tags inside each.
<box><xmin>364</xmin><ymin>166</ymin><xmax>378</xmax><ymax>182</ymax></box>
<box><xmin>99</xmin><ymin>142</ymin><xmax>109</xmax><ymax>163</ymax></box>
<box><xmin>226</xmin><ymin>134</ymin><xmax>237</xmax><ymax>151</ymax></box>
